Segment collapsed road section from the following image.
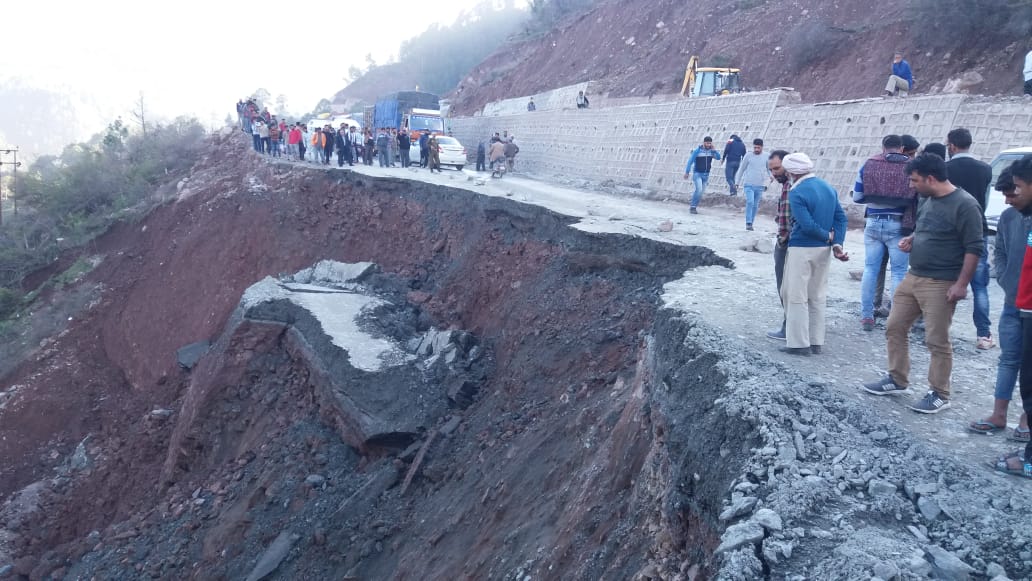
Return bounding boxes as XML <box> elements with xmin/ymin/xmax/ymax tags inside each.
<box><xmin>1</xmin><ymin>133</ymin><xmax>1030</xmax><ymax>580</ymax></box>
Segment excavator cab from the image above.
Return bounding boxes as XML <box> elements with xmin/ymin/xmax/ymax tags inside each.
<box><xmin>681</xmin><ymin>56</ymin><xmax>742</xmax><ymax>97</ymax></box>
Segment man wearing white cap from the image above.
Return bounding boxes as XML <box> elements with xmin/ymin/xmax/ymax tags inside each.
<box><xmin>779</xmin><ymin>152</ymin><xmax>849</xmax><ymax>356</ymax></box>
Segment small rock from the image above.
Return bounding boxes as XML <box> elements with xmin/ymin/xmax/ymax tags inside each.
<box><xmin>913</xmin><ymin>483</ymin><xmax>938</xmax><ymax>495</ymax></box>
<box><xmin>751</xmin><ymin>508</ymin><xmax>783</xmax><ymax>532</ymax></box>
<box><xmin>719</xmin><ymin>496</ymin><xmax>758</xmax><ymax>521</ymax></box>
<box><xmin>149</xmin><ymin>409</ymin><xmax>173</xmax><ymax>420</ymax></box>
<box><xmin>874</xmin><ymin>560</ymin><xmax>900</xmax><ymax>580</ymax></box>
<box><xmin>869</xmin><ymin>431</ymin><xmax>889</xmax><ymax>441</ymax></box>
<box><xmin>904</xmin><ymin>554</ymin><xmax>933</xmax><ymax>576</ymax></box>
<box><xmin>657</xmin><ymin>220</ymin><xmax>674</xmax><ymax>232</ymax></box>
<box><xmin>917</xmin><ymin>497</ymin><xmax>942</xmax><ymax>521</ymax></box>
<box><xmin>715</xmin><ymin>522</ymin><xmax>765</xmax><ymax>554</ymax></box>
<box><xmin>755</xmin><ymin>236</ymin><xmax>775</xmax><ymax>254</ymax></box>
<box><xmin>304</xmin><ymin>475</ymin><xmax>326</xmax><ymax>488</ymax></box>
<box><xmin>245</xmin><ymin>531</ymin><xmax>299</xmax><ymax>581</ymax></box>
<box><xmin>867</xmin><ymin>479</ymin><xmax>896</xmax><ymax>497</ymax></box>
<box><xmin>793</xmin><ymin>432</ymin><xmax>807</xmax><ymax>460</ymax></box>
<box><xmin>985</xmin><ymin>563</ymin><xmax>1006</xmax><ymax>578</ymax></box>
<box><xmin>439</xmin><ymin>415</ymin><xmax>462</xmax><ymax>435</ymax></box>
<box><xmin>925</xmin><ymin>545</ymin><xmax>976</xmax><ymax>580</ymax></box>
<box><xmin>907</xmin><ymin>526</ymin><xmax>929</xmax><ymax>542</ymax></box>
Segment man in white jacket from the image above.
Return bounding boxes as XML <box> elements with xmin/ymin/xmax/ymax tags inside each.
<box><xmin>1024</xmin><ymin>48</ymin><xmax>1031</xmax><ymax>96</ymax></box>
<box><xmin>735</xmin><ymin>138</ymin><xmax>772</xmax><ymax>230</ymax></box>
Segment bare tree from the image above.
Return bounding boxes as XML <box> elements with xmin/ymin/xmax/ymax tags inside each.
<box><xmin>131</xmin><ymin>91</ymin><xmax>148</xmax><ymax>136</ymax></box>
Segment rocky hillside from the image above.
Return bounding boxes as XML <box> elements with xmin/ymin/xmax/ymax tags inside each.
<box><xmin>447</xmin><ymin>0</ymin><xmax>1030</xmax><ymax>114</ymax></box>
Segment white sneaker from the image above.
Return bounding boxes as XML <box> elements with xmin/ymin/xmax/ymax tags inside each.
<box><xmin>976</xmin><ymin>335</ymin><xmax>995</xmax><ymax>350</ymax></box>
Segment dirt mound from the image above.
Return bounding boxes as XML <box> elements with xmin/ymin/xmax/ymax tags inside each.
<box><xmin>0</xmin><ymin>132</ymin><xmax>738</xmax><ymax>579</ymax></box>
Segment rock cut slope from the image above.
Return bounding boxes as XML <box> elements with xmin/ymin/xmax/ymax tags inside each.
<box><xmin>449</xmin><ymin>0</ymin><xmax>1028</xmax><ymax>115</ymax></box>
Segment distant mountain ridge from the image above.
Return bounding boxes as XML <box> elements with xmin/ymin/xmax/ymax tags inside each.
<box><xmin>0</xmin><ymin>76</ymin><xmax>119</xmax><ymax>160</ymax></box>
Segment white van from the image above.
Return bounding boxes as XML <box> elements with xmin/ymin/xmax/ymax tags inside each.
<box><xmin>986</xmin><ymin>146</ymin><xmax>1032</xmax><ymax>234</ymax></box>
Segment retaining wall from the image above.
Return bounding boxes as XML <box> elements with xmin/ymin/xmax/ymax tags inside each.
<box><xmin>450</xmin><ymin>89</ymin><xmax>1032</xmax><ymax>201</ymax></box>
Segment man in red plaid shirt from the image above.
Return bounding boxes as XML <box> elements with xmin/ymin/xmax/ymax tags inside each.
<box><xmin>767</xmin><ymin>149</ymin><xmax>793</xmax><ymax>340</ymax></box>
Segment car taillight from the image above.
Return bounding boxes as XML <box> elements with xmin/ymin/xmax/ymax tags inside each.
<box><xmin>462</xmin><ymin>148</ymin><xmax>467</xmax><ymax>155</ymax></box>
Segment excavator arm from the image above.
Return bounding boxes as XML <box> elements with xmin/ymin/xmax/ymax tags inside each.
<box><xmin>680</xmin><ymin>56</ymin><xmax>699</xmax><ymax>97</ymax></box>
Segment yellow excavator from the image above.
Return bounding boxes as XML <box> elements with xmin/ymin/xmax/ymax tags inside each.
<box><xmin>680</xmin><ymin>56</ymin><xmax>742</xmax><ymax>97</ymax></box>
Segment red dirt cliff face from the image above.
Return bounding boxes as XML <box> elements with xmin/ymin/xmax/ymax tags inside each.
<box><xmin>1</xmin><ymin>131</ymin><xmax>738</xmax><ymax>580</ymax></box>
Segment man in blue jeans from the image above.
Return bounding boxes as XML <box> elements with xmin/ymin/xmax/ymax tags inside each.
<box><xmin>853</xmin><ymin>134</ymin><xmax>918</xmax><ymax>331</ymax></box>
<box><xmin>734</xmin><ymin>138</ymin><xmax>770</xmax><ymax>230</ymax></box>
<box><xmin>684</xmin><ymin>136</ymin><xmax>722</xmax><ymax>214</ymax></box>
<box><xmin>946</xmin><ymin>127</ymin><xmax>994</xmax><ymax>349</ymax></box>
<box><xmin>970</xmin><ymin>168</ymin><xmax>1030</xmax><ymax>439</ymax></box>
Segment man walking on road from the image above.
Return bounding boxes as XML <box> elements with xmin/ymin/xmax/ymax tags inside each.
<box><xmin>969</xmin><ymin>167</ymin><xmax>1030</xmax><ymax>440</ymax></box>
<box><xmin>885</xmin><ymin>52</ymin><xmax>914</xmax><ymax>97</ymax></box>
<box><xmin>863</xmin><ymin>153</ymin><xmax>985</xmax><ymax>414</ymax></box>
<box><xmin>734</xmin><ymin>138</ymin><xmax>769</xmax><ymax>230</ymax></box>
<box><xmin>779</xmin><ymin>152</ymin><xmax>849</xmax><ymax>356</ymax></box>
<box><xmin>684</xmin><ymin>136</ymin><xmax>722</xmax><ymax>214</ymax></box>
<box><xmin>947</xmin><ymin>127</ymin><xmax>995</xmax><ymax>349</ymax></box>
<box><xmin>853</xmin><ymin>134</ymin><xmax>917</xmax><ymax>332</ymax></box>
<box><xmin>766</xmin><ymin>149</ymin><xmax>792</xmax><ymax>341</ymax></box>
<box><xmin>723</xmin><ymin>135</ymin><xmax>746</xmax><ymax>195</ymax></box>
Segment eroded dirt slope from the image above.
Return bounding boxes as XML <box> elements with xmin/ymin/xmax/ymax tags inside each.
<box><xmin>0</xmin><ymin>131</ymin><xmax>740</xmax><ymax>580</ymax></box>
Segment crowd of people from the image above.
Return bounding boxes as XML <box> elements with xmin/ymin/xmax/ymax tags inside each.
<box><xmin>683</xmin><ymin>125</ymin><xmax>1032</xmax><ymax>479</ymax></box>
<box><xmin>234</xmin><ymin>99</ymin><xmax>449</xmax><ymax>170</ymax></box>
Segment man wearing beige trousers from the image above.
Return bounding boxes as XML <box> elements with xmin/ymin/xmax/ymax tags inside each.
<box><xmin>778</xmin><ymin>152</ymin><xmax>850</xmax><ymax>356</ymax></box>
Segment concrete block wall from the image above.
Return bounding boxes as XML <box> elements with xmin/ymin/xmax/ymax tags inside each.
<box><xmin>952</xmin><ymin>98</ymin><xmax>1032</xmax><ymax>159</ymax></box>
<box><xmin>763</xmin><ymin>95</ymin><xmax>967</xmax><ymax>195</ymax></box>
<box><xmin>481</xmin><ymin>82</ymin><xmax>591</xmax><ymax>116</ymax></box>
<box><xmin>451</xmin><ymin>88</ymin><xmax>1032</xmax><ymax>202</ymax></box>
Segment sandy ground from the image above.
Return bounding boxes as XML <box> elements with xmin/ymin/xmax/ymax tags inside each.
<box><xmin>336</xmin><ymin>160</ymin><xmax>1027</xmax><ymax>482</ymax></box>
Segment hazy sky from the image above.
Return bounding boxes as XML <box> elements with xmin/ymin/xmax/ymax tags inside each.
<box><xmin>2</xmin><ymin>0</ymin><xmax>495</xmax><ymax>126</ymax></box>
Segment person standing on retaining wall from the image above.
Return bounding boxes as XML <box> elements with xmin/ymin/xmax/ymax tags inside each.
<box><xmin>683</xmin><ymin>136</ymin><xmax>722</xmax><ymax>214</ymax></box>
<box><xmin>734</xmin><ymin>138</ymin><xmax>770</xmax><ymax>231</ymax></box>
<box><xmin>778</xmin><ymin>152</ymin><xmax>849</xmax><ymax>357</ymax></box>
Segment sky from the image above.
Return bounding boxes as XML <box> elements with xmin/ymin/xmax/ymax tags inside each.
<box><xmin>1</xmin><ymin>0</ymin><xmax>496</xmax><ymax>128</ymax></box>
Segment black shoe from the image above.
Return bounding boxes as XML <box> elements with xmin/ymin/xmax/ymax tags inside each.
<box><xmin>690</xmin><ymin>207</ymin><xmax>698</xmax><ymax>214</ymax></box>
<box><xmin>810</xmin><ymin>345</ymin><xmax>822</xmax><ymax>355</ymax></box>
<box><xmin>766</xmin><ymin>327</ymin><xmax>786</xmax><ymax>341</ymax></box>
<box><xmin>746</xmin><ymin>224</ymin><xmax>753</xmax><ymax>231</ymax></box>
<box><xmin>779</xmin><ymin>346</ymin><xmax>810</xmax><ymax>356</ymax></box>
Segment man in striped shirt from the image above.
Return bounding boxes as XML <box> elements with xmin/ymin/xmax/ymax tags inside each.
<box><xmin>767</xmin><ymin>149</ymin><xmax>793</xmax><ymax>341</ymax></box>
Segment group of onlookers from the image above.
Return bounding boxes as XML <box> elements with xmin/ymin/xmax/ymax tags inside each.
<box><xmin>689</xmin><ymin>125</ymin><xmax>1032</xmax><ymax>480</ymax></box>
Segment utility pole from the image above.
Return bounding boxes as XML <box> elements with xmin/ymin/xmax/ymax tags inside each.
<box><xmin>0</xmin><ymin>147</ymin><xmax>22</xmax><ymax>227</ymax></box>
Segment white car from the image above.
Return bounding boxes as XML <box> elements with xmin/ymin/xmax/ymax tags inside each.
<box><xmin>986</xmin><ymin>146</ymin><xmax>1032</xmax><ymax>234</ymax></box>
<box><xmin>435</xmin><ymin>136</ymin><xmax>467</xmax><ymax>170</ymax></box>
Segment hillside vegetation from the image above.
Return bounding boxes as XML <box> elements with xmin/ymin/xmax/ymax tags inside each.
<box><xmin>0</xmin><ymin>118</ymin><xmax>206</xmax><ymax>318</ymax></box>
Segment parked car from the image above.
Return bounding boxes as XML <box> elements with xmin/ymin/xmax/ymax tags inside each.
<box><xmin>986</xmin><ymin>146</ymin><xmax>1032</xmax><ymax>235</ymax></box>
<box><xmin>435</xmin><ymin>136</ymin><xmax>467</xmax><ymax>170</ymax></box>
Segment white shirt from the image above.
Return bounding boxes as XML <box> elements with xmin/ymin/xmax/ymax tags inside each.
<box><xmin>1025</xmin><ymin>50</ymin><xmax>1032</xmax><ymax>82</ymax></box>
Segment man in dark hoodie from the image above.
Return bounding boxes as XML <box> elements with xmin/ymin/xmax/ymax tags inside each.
<box><xmin>723</xmin><ymin>135</ymin><xmax>747</xmax><ymax>195</ymax></box>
